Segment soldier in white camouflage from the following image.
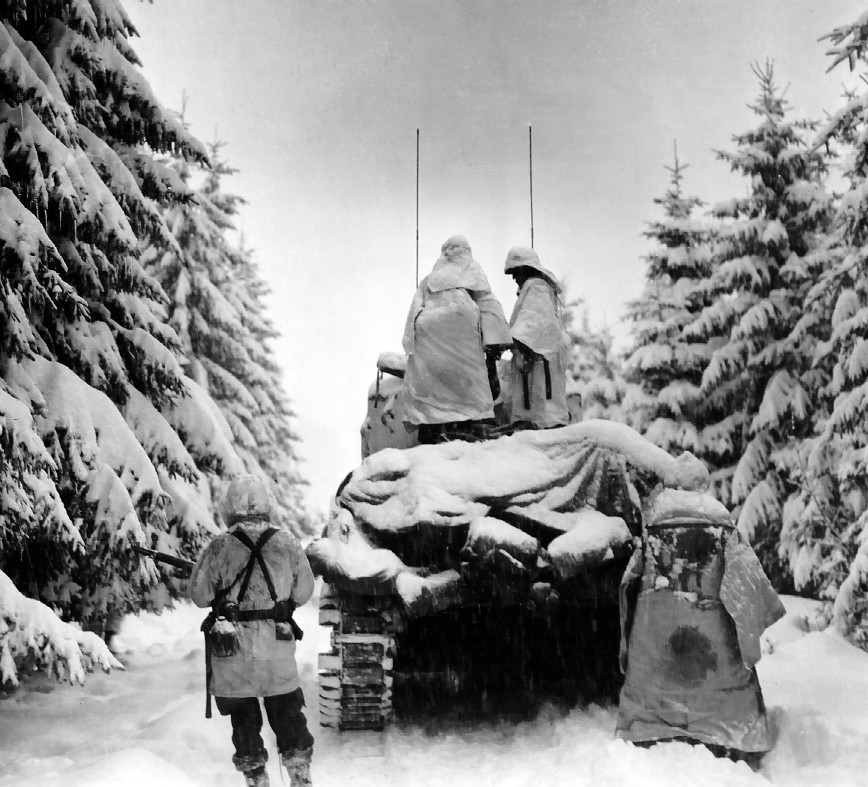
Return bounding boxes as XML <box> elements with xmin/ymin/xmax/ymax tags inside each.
<box><xmin>190</xmin><ymin>475</ymin><xmax>315</xmax><ymax>787</ymax></box>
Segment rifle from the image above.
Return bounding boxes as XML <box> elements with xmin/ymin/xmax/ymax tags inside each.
<box><xmin>132</xmin><ymin>543</ymin><xmax>304</xmax><ymax>640</ymax></box>
<box><xmin>132</xmin><ymin>545</ymin><xmax>195</xmax><ymax>574</ymax></box>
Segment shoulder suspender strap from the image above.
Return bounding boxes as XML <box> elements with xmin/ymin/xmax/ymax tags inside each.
<box><xmin>231</xmin><ymin>527</ymin><xmax>280</xmax><ymax>603</ymax></box>
<box><xmin>208</xmin><ymin>558</ymin><xmax>248</xmax><ymax>609</ymax></box>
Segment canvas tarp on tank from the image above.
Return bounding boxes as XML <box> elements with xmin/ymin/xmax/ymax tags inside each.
<box><xmin>307</xmin><ymin>420</ymin><xmax>710</xmax><ymax>611</ymax></box>
<box><xmin>616</xmin><ymin>489</ymin><xmax>786</xmax><ymax>753</ymax></box>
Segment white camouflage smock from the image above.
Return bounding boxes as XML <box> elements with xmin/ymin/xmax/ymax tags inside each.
<box><xmin>506</xmin><ymin>276</ymin><xmax>570</xmax><ymax>427</ymax></box>
<box><xmin>402</xmin><ymin>237</ymin><xmax>511</xmax><ymax>425</ymax></box>
<box><xmin>190</xmin><ymin>520</ymin><xmax>315</xmax><ymax>698</ymax></box>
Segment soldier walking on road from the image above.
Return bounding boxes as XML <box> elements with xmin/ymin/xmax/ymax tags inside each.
<box><xmin>190</xmin><ymin>475</ymin><xmax>316</xmax><ymax>787</ymax></box>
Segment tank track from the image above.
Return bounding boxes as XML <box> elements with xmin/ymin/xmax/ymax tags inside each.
<box><xmin>317</xmin><ymin>583</ymin><xmax>403</xmax><ymax>730</ymax></box>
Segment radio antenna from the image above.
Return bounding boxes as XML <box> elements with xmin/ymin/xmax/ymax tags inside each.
<box><xmin>529</xmin><ymin>126</ymin><xmax>534</xmax><ymax>249</ymax></box>
<box><xmin>415</xmin><ymin>129</ymin><xmax>420</xmax><ymax>286</ymax></box>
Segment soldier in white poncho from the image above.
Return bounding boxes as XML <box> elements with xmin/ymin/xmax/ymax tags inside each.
<box><xmin>503</xmin><ymin>246</ymin><xmax>570</xmax><ymax>428</ymax></box>
<box><xmin>402</xmin><ymin>235</ymin><xmax>512</xmax><ymax>442</ymax></box>
<box><xmin>190</xmin><ymin>475</ymin><xmax>315</xmax><ymax>787</ymax></box>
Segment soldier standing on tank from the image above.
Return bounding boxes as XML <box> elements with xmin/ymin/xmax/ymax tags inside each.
<box><xmin>402</xmin><ymin>235</ymin><xmax>512</xmax><ymax>443</ymax></box>
<box><xmin>190</xmin><ymin>475</ymin><xmax>315</xmax><ymax>787</ymax></box>
<box><xmin>503</xmin><ymin>246</ymin><xmax>570</xmax><ymax>429</ymax></box>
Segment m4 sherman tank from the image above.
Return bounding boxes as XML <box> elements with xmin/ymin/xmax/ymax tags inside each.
<box><xmin>306</xmin><ymin>358</ymin><xmax>711</xmax><ymax>731</ymax></box>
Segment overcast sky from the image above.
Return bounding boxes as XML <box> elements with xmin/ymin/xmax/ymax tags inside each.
<box><xmin>126</xmin><ymin>0</ymin><xmax>863</xmax><ymax>515</ymax></box>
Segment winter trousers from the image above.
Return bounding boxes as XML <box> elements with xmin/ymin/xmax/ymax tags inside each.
<box><xmin>216</xmin><ymin>689</ymin><xmax>315</xmax><ymax>773</ymax></box>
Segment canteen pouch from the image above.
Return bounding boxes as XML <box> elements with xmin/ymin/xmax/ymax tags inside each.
<box><xmin>205</xmin><ymin>601</ymin><xmax>239</xmax><ymax>658</ymax></box>
<box><xmin>275</xmin><ymin>621</ymin><xmax>294</xmax><ymax>641</ymax></box>
<box><xmin>209</xmin><ymin>615</ymin><xmax>239</xmax><ymax>658</ymax></box>
<box><xmin>273</xmin><ymin>599</ymin><xmax>303</xmax><ymax>641</ymax></box>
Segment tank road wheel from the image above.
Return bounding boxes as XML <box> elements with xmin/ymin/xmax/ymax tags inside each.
<box><xmin>317</xmin><ymin>583</ymin><xmax>403</xmax><ymax>731</ymax></box>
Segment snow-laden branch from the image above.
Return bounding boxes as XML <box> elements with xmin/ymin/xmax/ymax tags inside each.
<box><xmin>0</xmin><ymin>570</ymin><xmax>122</xmax><ymax>688</ymax></box>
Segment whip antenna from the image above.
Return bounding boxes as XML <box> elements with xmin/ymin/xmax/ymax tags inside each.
<box><xmin>529</xmin><ymin>126</ymin><xmax>534</xmax><ymax>249</ymax></box>
<box><xmin>416</xmin><ymin>129</ymin><xmax>420</xmax><ymax>286</ymax></box>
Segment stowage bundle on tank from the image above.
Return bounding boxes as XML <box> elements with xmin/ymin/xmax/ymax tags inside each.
<box><xmin>307</xmin><ymin>419</ymin><xmax>713</xmax><ymax>730</ymax></box>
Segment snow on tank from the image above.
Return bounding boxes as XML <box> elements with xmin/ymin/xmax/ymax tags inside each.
<box><xmin>360</xmin><ymin>352</ymin><xmax>418</xmax><ymax>458</ymax></box>
<box><xmin>307</xmin><ymin>418</ymin><xmax>717</xmax><ymax>731</ymax></box>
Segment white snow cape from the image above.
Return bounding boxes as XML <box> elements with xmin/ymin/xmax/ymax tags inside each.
<box><xmin>509</xmin><ymin>277</ymin><xmax>568</xmax><ymax>359</ymax></box>
<box><xmin>400</xmin><ymin>239</ymin><xmax>512</xmax><ymax>425</ymax></box>
<box><xmin>307</xmin><ymin>420</ymin><xmax>711</xmax><ymax>612</ymax></box>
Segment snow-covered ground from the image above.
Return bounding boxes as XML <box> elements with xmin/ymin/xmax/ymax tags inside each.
<box><xmin>0</xmin><ymin>590</ymin><xmax>866</xmax><ymax>787</ymax></box>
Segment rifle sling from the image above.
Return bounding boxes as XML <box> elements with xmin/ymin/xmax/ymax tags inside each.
<box><xmin>204</xmin><ymin>634</ymin><xmax>213</xmax><ymax>719</ymax></box>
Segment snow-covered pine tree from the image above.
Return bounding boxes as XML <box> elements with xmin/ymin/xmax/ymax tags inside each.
<box><xmin>194</xmin><ymin>146</ymin><xmax>308</xmax><ymax>530</ymax></box>
<box><xmin>228</xmin><ymin>231</ymin><xmax>310</xmax><ymax>531</ymax></box>
<box><xmin>0</xmin><ymin>0</ymin><xmax>243</xmax><ymax>681</ymax></box>
<box><xmin>622</xmin><ymin>144</ymin><xmax>713</xmax><ymax>454</ymax></box>
<box><xmin>782</xmin><ymin>14</ymin><xmax>868</xmax><ymax>648</ymax></box>
<box><xmin>563</xmin><ymin>294</ymin><xmax>625</xmax><ymax>422</ymax></box>
<box><xmin>142</xmin><ymin>143</ymin><xmax>309</xmax><ymax>535</ymax></box>
<box><xmin>683</xmin><ymin>62</ymin><xmax>834</xmax><ymax>589</ymax></box>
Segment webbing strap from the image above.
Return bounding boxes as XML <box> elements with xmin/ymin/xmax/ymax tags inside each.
<box><xmin>203</xmin><ymin>526</ymin><xmax>278</xmax><ymax>721</ymax></box>
<box><xmin>543</xmin><ymin>359</ymin><xmax>552</xmax><ymax>400</ymax></box>
<box><xmin>235</xmin><ymin>608</ymin><xmax>278</xmax><ymax>621</ymax></box>
<box><xmin>521</xmin><ymin>368</ymin><xmax>531</xmax><ymax>409</ymax></box>
<box><xmin>231</xmin><ymin>527</ymin><xmax>279</xmax><ymax>603</ymax></box>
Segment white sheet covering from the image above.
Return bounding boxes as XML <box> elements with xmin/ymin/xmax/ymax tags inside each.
<box><xmin>506</xmin><ymin>276</ymin><xmax>570</xmax><ymax>427</ymax></box>
<box><xmin>401</xmin><ymin>236</ymin><xmax>510</xmax><ymax>425</ymax></box>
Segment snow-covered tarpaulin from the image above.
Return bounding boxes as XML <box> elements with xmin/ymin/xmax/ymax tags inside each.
<box><xmin>308</xmin><ymin>420</ymin><xmax>710</xmax><ymax>608</ymax></box>
<box><xmin>339</xmin><ymin>420</ymin><xmax>708</xmax><ymax>534</ymax></box>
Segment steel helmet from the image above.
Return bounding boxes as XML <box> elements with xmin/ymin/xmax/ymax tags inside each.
<box><xmin>504</xmin><ymin>246</ymin><xmax>559</xmax><ymax>289</ymax></box>
<box><xmin>223</xmin><ymin>474</ymin><xmax>272</xmax><ymax>525</ymax></box>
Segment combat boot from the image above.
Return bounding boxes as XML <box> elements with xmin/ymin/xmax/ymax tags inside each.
<box><xmin>282</xmin><ymin>747</ymin><xmax>313</xmax><ymax>787</ymax></box>
<box><xmin>242</xmin><ymin>765</ymin><xmax>269</xmax><ymax>787</ymax></box>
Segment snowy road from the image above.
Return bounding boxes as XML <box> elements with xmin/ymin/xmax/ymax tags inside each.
<box><xmin>0</xmin><ymin>591</ymin><xmax>866</xmax><ymax>787</ymax></box>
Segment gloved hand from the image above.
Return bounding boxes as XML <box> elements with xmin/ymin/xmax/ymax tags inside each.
<box><xmin>484</xmin><ymin>343</ymin><xmax>510</xmax><ymax>362</ymax></box>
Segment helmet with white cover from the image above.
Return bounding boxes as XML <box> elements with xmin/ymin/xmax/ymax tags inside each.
<box><xmin>503</xmin><ymin>246</ymin><xmax>559</xmax><ymax>289</ymax></box>
<box><xmin>223</xmin><ymin>474</ymin><xmax>272</xmax><ymax>526</ymax></box>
